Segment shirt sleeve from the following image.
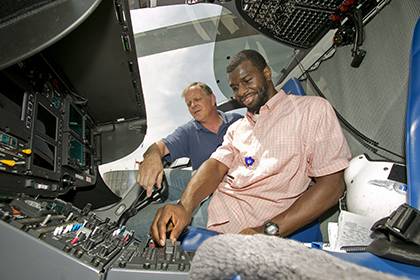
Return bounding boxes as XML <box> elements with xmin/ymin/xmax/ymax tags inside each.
<box><xmin>210</xmin><ymin>120</ymin><xmax>241</xmax><ymax>169</ymax></box>
<box><xmin>162</xmin><ymin>125</ymin><xmax>190</xmax><ymax>161</ymax></box>
<box><xmin>307</xmin><ymin>98</ymin><xmax>352</xmax><ymax>177</ymax></box>
<box><xmin>230</xmin><ymin>112</ymin><xmax>244</xmax><ymax>123</ymax></box>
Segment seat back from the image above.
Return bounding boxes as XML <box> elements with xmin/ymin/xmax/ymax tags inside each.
<box><xmin>405</xmin><ymin>18</ymin><xmax>420</xmax><ymax>209</ymax></box>
<box><xmin>281</xmin><ymin>77</ymin><xmax>306</xmax><ymax>96</ymax></box>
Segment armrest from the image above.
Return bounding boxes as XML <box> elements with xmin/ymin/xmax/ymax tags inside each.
<box><xmin>179</xmin><ymin>226</ymin><xmax>219</xmax><ymax>252</ymax></box>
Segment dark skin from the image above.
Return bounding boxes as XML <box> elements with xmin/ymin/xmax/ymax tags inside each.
<box><xmin>150</xmin><ymin>59</ymin><xmax>345</xmax><ymax>246</ymax></box>
<box><xmin>151</xmin><ymin>158</ymin><xmax>228</xmax><ymax>246</ymax></box>
<box><xmin>239</xmin><ymin>171</ymin><xmax>345</xmax><ymax>236</ymax></box>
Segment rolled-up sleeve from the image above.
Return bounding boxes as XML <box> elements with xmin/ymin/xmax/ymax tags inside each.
<box><xmin>307</xmin><ymin>99</ymin><xmax>351</xmax><ymax>177</ymax></box>
<box><xmin>210</xmin><ymin>121</ymin><xmax>240</xmax><ymax>169</ymax></box>
<box><xmin>162</xmin><ymin>126</ymin><xmax>190</xmax><ymax>161</ymax></box>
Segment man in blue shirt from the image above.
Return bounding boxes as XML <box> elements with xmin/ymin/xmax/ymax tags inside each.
<box><xmin>127</xmin><ymin>82</ymin><xmax>242</xmax><ymax>238</ymax></box>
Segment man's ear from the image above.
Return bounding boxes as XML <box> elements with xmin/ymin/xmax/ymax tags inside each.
<box><xmin>211</xmin><ymin>94</ymin><xmax>217</xmax><ymax>106</ymax></box>
<box><xmin>263</xmin><ymin>66</ymin><xmax>272</xmax><ymax>81</ymax></box>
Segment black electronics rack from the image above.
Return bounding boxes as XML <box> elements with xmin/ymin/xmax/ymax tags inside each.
<box><xmin>235</xmin><ymin>0</ymin><xmax>376</xmax><ymax>49</ymax></box>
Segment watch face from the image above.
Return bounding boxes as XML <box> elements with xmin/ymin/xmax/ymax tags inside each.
<box><xmin>264</xmin><ymin>222</ymin><xmax>279</xmax><ymax>236</ymax></box>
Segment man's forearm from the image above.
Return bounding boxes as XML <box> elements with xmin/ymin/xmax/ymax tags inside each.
<box><xmin>180</xmin><ymin>158</ymin><xmax>228</xmax><ymax>216</ymax></box>
<box><xmin>142</xmin><ymin>141</ymin><xmax>170</xmax><ymax>163</ymax></box>
<box><xmin>143</xmin><ymin>142</ymin><xmax>165</xmax><ymax>160</ymax></box>
<box><xmin>272</xmin><ymin>171</ymin><xmax>345</xmax><ymax>237</ymax></box>
<box><xmin>138</xmin><ymin>141</ymin><xmax>170</xmax><ymax>193</ymax></box>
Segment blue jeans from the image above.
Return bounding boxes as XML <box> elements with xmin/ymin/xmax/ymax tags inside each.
<box><xmin>126</xmin><ymin>168</ymin><xmax>209</xmax><ymax>240</ymax></box>
<box><xmin>164</xmin><ymin>168</ymin><xmax>192</xmax><ymax>201</ymax></box>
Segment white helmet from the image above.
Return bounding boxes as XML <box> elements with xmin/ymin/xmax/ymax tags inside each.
<box><xmin>344</xmin><ymin>154</ymin><xmax>407</xmax><ymax>222</ymax></box>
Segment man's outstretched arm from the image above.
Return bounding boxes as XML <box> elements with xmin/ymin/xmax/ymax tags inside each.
<box><xmin>151</xmin><ymin>158</ymin><xmax>228</xmax><ymax>245</ymax></box>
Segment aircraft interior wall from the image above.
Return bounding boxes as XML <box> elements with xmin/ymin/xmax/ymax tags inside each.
<box><xmin>301</xmin><ymin>0</ymin><xmax>420</xmax><ymax>163</ymax></box>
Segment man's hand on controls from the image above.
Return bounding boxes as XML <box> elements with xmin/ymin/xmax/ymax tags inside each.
<box><xmin>137</xmin><ymin>155</ymin><xmax>164</xmax><ymax>197</ymax></box>
<box><xmin>150</xmin><ymin>203</ymin><xmax>192</xmax><ymax>246</ymax></box>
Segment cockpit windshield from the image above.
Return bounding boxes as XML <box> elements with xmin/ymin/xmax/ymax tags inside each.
<box><xmin>100</xmin><ymin>4</ymin><xmax>296</xmax><ymax>173</ymax></box>
<box><xmin>131</xmin><ymin>4</ymin><xmax>296</xmax><ymax>101</ymax></box>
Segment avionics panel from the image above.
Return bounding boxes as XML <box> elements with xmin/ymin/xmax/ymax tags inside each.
<box><xmin>69</xmin><ymin>104</ymin><xmax>84</xmax><ymax>139</ymax></box>
<box><xmin>0</xmin><ymin>55</ymin><xmax>97</xmax><ymax>196</ymax></box>
<box><xmin>31</xmin><ymin>92</ymin><xmax>63</xmax><ymax>182</ymax></box>
<box><xmin>0</xmin><ymin>68</ymin><xmax>33</xmax><ymax>178</ymax></box>
<box><xmin>0</xmin><ymin>195</ymin><xmax>192</xmax><ymax>280</ymax></box>
<box><xmin>62</xmin><ymin>96</ymin><xmax>96</xmax><ymax>187</ymax></box>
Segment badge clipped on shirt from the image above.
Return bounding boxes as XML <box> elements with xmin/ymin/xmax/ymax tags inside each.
<box><xmin>244</xmin><ymin>156</ymin><xmax>255</xmax><ymax>167</ymax></box>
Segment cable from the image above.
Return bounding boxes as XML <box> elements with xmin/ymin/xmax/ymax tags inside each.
<box><xmin>298</xmin><ymin>46</ymin><xmax>337</xmax><ymax>80</ymax></box>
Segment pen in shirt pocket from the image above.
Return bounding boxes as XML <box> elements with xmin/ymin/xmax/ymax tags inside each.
<box><xmin>224</xmin><ymin>174</ymin><xmax>234</xmax><ymax>186</ymax></box>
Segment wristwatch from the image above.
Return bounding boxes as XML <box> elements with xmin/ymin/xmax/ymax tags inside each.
<box><xmin>263</xmin><ymin>221</ymin><xmax>280</xmax><ymax>236</ymax></box>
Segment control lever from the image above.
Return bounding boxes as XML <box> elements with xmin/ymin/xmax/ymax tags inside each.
<box><xmin>332</xmin><ymin>3</ymin><xmax>366</xmax><ymax>68</ymax></box>
<box><xmin>117</xmin><ymin>176</ymin><xmax>168</xmax><ymax>227</ymax></box>
<box><xmin>350</xmin><ymin>8</ymin><xmax>366</xmax><ymax>68</ymax></box>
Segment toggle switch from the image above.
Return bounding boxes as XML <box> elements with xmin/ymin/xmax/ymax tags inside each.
<box><xmin>40</xmin><ymin>214</ymin><xmax>51</xmax><ymax>226</ymax></box>
<box><xmin>65</xmin><ymin>212</ymin><xmax>74</xmax><ymax>222</ymax></box>
<box><xmin>71</xmin><ymin>237</ymin><xmax>79</xmax><ymax>245</ymax></box>
<box><xmin>74</xmin><ymin>248</ymin><xmax>84</xmax><ymax>258</ymax></box>
<box><xmin>0</xmin><ymin>159</ymin><xmax>25</xmax><ymax>167</ymax></box>
<box><xmin>0</xmin><ymin>160</ymin><xmax>16</xmax><ymax>167</ymax></box>
<box><xmin>21</xmin><ymin>149</ymin><xmax>32</xmax><ymax>155</ymax></box>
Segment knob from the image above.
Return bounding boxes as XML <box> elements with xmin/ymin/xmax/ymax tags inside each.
<box><xmin>118</xmin><ymin>261</ymin><xmax>127</xmax><ymax>268</ymax></box>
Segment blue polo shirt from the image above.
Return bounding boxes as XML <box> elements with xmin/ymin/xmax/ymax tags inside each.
<box><xmin>162</xmin><ymin>111</ymin><xmax>242</xmax><ymax>170</ymax></box>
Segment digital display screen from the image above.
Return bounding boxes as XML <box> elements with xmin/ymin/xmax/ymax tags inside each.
<box><xmin>0</xmin><ymin>72</ymin><xmax>26</xmax><ymax>120</ymax></box>
<box><xmin>69</xmin><ymin>138</ymin><xmax>85</xmax><ymax>167</ymax></box>
<box><xmin>69</xmin><ymin>105</ymin><xmax>83</xmax><ymax>137</ymax></box>
<box><xmin>33</xmin><ymin>135</ymin><xmax>55</xmax><ymax>171</ymax></box>
<box><xmin>36</xmin><ymin>103</ymin><xmax>57</xmax><ymax>140</ymax></box>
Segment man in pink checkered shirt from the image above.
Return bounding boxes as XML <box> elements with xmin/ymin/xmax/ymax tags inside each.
<box><xmin>150</xmin><ymin>49</ymin><xmax>351</xmax><ymax>246</ymax></box>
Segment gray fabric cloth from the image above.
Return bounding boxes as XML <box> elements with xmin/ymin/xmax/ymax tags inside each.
<box><xmin>190</xmin><ymin>234</ymin><xmax>405</xmax><ymax>280</ymax></box>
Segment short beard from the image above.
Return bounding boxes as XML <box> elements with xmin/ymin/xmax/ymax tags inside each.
<box><xmin>247</xmin><ymin>84</ymin><xmax>268</xmax><ymax>114</ymax></box>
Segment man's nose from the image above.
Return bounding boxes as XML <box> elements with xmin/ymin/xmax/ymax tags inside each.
<box><xmin>236</xmin><ymin>84</ymin><xmax>248</xmax><ymax>98</ymax></box>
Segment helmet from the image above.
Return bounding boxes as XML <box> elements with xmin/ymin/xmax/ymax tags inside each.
<box><xmin>344</xmin><ymin>154</ymin><xmax>407</xmax><ymax>221</ymax></box>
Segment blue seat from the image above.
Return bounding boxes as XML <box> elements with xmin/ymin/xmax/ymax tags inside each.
<box><xmin>406</xmin><ymin>17</ymin><xmax>420</xmax><ymax>209</ymax></box>
<box><xmin>181</xmin><ymin>221</ymin><xmax>322</xmax><ymax>252</ymax></box>
<box><xmin>282</xmin><ymin>77</ymin><xmax>306</xmax><ymax>96</ymax></box>
<box><xmin>325</xmin><ymin>18</ymin><xmax>420</xmax><ymax>279</ymax></box>
<box><xmin>328</xmin><ymin>251</ymin><xmax>420</xmax><ymax>278</ymax></box>
<box><xmin>179</xmin><ymin>227</ymin><xmax>219</xmax><ymax>252</ymax></box>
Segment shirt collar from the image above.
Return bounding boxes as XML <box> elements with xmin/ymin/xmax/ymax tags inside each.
<box><xmin>192</xmin><ymin>110</ymin><xmax>226</xmax><ymax>131</ymax></box>
<box><xmin>245</xmin><ymin>90</ymin><xmax>286</xmax><ymax>123</ymax></box>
